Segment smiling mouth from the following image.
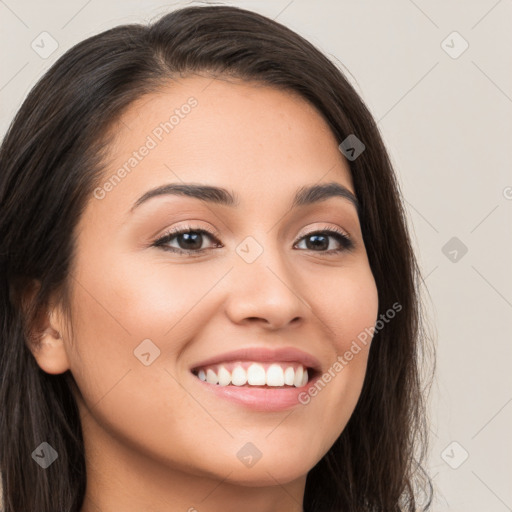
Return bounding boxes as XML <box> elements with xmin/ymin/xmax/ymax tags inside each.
<box><xmin>191</xmin><ymin>361</ymin><xmax>318</xmax><ymax>388</ymax></box>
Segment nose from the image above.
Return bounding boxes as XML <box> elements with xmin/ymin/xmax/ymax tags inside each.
<box><xmin>223</xmin><ymin>241</ymin><xmax>309</xmax><ymax>330</ymax></box>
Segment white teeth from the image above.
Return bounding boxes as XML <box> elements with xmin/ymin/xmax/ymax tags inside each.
<box><xmin>195</xmin><ymin>362</ymin><xmax>311</xmax><ymax>388</ymax></box>
<box><xmin>206</xmin><ymin>368</ymin><xmax>218</xmax><ymax>385</ymax></box>
<box><xmin>247</xmin><ymin>363</ymin><xmax>266</xmax><ymax>385</ymax></box>
<box><xmin>231</xmin><ymin>366</ymin><xmax>247</xmax><ymax>386</ymax></box>
<box><xmin>218</xmin><ymin>365</ymin><xmax>231</xmax><ymax>386</ymax></box>
<box><xmin>266</xmin><ymin>364</ymin><xmax>285</xmax><ymax>386</ymax></box>
<box><xmin>284</xmin><ymin>366</ymin><xmax>295</xmax><ymax>386</ymax></box>
<box><xmin>293</xmin><ymin>365</ymin><xmax>303</xmax><ymax>387</ymax></box>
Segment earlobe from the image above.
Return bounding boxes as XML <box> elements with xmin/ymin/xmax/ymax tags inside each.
<box><xmin>27</xmin><ymin>296</ymin><xmax>72</xmax><ymax>375</ymax></box>
<box><xmin>32</xmin><ymin>325</ymin><xmax>71</xmax><ymax>375</ymax></box>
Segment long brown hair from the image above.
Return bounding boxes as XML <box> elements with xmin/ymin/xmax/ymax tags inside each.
<box><xmin>0</xmin><ymin>5</ymin><xmax>435</xmax><ymax>511</ymax></box>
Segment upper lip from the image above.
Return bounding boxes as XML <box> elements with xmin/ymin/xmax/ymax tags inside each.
<box><xmin>190</xmin><ymin>346</ymin><xmax>322</xmax><ymax>373</ymax></box>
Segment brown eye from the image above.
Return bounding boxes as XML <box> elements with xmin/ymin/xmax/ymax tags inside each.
<box><xmin>294</xmin><ymin>229</ymin><xmax>354</xmax><ymax>253</ymax></box>
<box><xmin>153</xmin><ymin>227</ymin><xmax>221</xmax><ymax>255</ymax></box>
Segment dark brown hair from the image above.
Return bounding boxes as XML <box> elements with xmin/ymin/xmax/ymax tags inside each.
<box><xmin>0</xmin><ymin>5</ymin><xmax>435</xmax><ymax>511</ymax></box>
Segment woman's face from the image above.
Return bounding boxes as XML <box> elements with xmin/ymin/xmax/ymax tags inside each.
<box><xmin>46</xmin><ymin>76</ymin><xmax>378</xmax><ymax>492</ymax></box>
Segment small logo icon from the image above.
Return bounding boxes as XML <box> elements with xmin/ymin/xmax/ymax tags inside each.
<box><xmin>32</xmin><ymin>442</ymin><xmax>58</xmax><ymax>468</ymax></box>
<box><xmin>236</xmin><ymin>236</ymin><xmax>264</xmax><ymax>264</ymax></box>
<box><xmin>442</xmin><ymin>237</ymin><xmax>468</xmax><ymax>263</ymax></box>
<box><xmin>441</xmin><ymin>31</ymin><xmax>469</xmax><ymax>59</ymax></box>
<box><xmin>134</xmin><ymin>338</ymin><xmax>161</xmax><ymax>366</ymax></box>
<box><xmin>338</xmin><ymin>134</ymin><xmax>366</xmax><ymax>161</ymax></box>
<box><xmin>441</xmin><ymin>441</ymin><xmax>469</xmax><ymax>469</ymax></box>
<box><xmin>31</xmin><ymin>32</ymin><xmax>59</xmax><ymax>59</ymax></box>
<box><xmin>236</xmin><ymin>442</ymin><xmax>263</xmax><ymax>468</ymax></box>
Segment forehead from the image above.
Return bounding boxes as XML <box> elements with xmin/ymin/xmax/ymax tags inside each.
<box><xmin>91</xmin><ymin>75</ymin><xmax>355</xmax><ymax>219</ymax></box>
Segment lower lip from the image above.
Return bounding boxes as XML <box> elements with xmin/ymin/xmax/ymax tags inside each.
<box><xmin>191</xmin><ymin>372</ymin><xmax>319</xmax><ymax>412</ymax></box>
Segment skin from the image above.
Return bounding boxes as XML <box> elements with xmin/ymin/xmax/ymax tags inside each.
<box><xmin>30</xmin><ymin>75</ymin><xmax>379</xmax><ymax>512</ymax></box>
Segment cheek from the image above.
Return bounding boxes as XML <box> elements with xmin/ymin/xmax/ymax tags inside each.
<box><xmin>64</xmin><ymin>256</ymin><xmax>222</xmax><ymax>469</ymax></box>
<box><xmin>71</xmin><ymin>250</ymin><xmax>223</xmax><ymax>342</ymax></box>
<box><xmin>313</xmin><ymin>262</ymin><xmax>379</xmax><ymax>350</ymax></box>
<box><xmin>296</xmin><ymin>263</ymin><xmax>378</xmax><ymax>446</ymax></box>
<box><xmin>65</xmin><ymin>251</ymin><xmax>232</xmax><ymax>398</ymax></box>
<box><xmin>328</xmin><ymin>263</ymin><xmax>379</xmax><ymax>386</ymax></box>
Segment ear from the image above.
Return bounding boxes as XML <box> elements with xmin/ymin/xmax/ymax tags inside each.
<box><xmin>25</xmin><ymin>281</ymin><xmax>71</xmax><ymax>375</ymax></box>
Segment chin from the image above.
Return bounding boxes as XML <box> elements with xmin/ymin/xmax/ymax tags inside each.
<box><xmin>205</xmin><ymin>453</ymin><xmax>315</xmax><ymax>487</ymax></box>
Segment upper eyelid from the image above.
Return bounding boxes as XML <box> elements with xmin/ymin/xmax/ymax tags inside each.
<box><xmin>156</xmin><ymin>223</ymin><xmax>351</xmax><ymax>238</ymax></box>
<box><xmin>296</xmin><ymin>225</ymin><xmax>351</xmax><ymax>240</ymax></box>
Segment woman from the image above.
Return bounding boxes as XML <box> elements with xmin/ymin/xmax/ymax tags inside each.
<box><xmin>0</xmin><ymin>5</ymin><xmax>435</xmax><ymax>511</ymax></box>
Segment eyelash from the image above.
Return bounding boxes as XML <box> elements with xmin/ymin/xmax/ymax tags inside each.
<box><xmin>152</xmin><ymin>224</ymin><xmax>354</xmax><ymax>256</ymax></box>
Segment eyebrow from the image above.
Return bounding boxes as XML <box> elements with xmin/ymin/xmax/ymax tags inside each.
<box><xmin>130</xmin><ymin>181</ymin><xmax>360</xmax><ymax>214</ymax></box>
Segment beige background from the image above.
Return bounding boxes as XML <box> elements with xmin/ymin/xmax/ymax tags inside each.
<box><xmin>1</xmin><ymin>0</ymin><xmax>511</xmax><ymax>510</ymax></box>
